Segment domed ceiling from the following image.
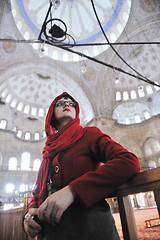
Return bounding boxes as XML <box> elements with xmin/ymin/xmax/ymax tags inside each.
<box><xmin>0</xmin><ymin>0</ymin><xmax>160</xmax><ymax>139</ymax></box>
<box><xmin>10</xmin><ymin>0</ymin><xmax>131</xmax><ymax>61</ymax></box>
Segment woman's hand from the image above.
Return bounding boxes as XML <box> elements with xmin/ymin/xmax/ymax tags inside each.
<box><xmin>24</xmin><ymin>208</ymin><xmax>41</xmax><ymax>238</ymax></box>
<box><xmin>37</xmin><ymin>185</ymin><xmax>76</xmax><ymax>225</ymax></box>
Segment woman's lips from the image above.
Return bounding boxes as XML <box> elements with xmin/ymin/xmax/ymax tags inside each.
<box><xmin>63</xmin><ymin>108</ymin><xmax>71</xmax><ymax>112</ymax></box>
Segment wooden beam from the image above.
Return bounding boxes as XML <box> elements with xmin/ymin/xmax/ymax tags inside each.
<box><xmin>118</xmin><ymin>196</ymin><xmax>139</xmax><ymax>240</ymax></box>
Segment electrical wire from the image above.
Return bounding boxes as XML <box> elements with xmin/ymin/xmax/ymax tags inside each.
<box><xmin>1</xmin><ymin>36</ymin><xmax>159</xmax><ymax>87</ymax></box>
<box><xmin>48</xmin><ymin>40</ymin><xmax>160</xmax><ymax>88</ymax></box>
<box><xmin>128</xmin><ymin>2</ymin><xmax>160</xmax><ymax>67</ymax></box>
<box><xmin>90</xmin><ymin>0</ymin><xmax>159</xmax><ymax>88</ymax></box>
<box><xmin>0</xmin><ymin>38</ymin><xmax>159</xmax><ymax>46</ymax></box>
<box><xmin>104</xmin><ymin>1</ymin><xmax>155</xmax><ymax>88</ymax></box>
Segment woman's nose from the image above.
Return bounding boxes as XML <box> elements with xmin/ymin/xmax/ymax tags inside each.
<box><xmin>64</xmin><ymin>102</ymin><xmax>69</xmax><ymax>107</ymax></box>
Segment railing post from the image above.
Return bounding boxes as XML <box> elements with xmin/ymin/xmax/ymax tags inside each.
<box><xmin>153</xmin><ymin>190</ymin><xmax>160</xmax><ymax>217</ymax></box>
<box><xmin>24</xmin><ymin>192</ymin><xmax>33</xmax><ymax>210</ymax></box>
<box><xmin>117</xmin><ymin>195</ymin><xmax>139</xmax><ymax>240</ymax></box>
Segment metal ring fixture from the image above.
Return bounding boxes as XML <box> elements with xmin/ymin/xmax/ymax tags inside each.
<box><xmin>44</xmin><ymin>18</ymin><xmax>67</xmax><ymax>42</ymax></box>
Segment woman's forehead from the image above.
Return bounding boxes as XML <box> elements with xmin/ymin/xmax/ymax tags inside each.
<box><xmin>57</xmin><ymin>97</ymin><xmax>73</xmax><ymax>102</ymax></box>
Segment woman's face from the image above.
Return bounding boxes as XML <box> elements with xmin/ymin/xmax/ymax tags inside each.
<box><xmin>54</xmin><ymin>97</ymin><xmax>76</xmax><ymax>128</ymax></box>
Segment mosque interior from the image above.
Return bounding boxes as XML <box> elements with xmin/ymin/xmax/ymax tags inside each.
<box><xmin>0</xmin><ymin>0</ymin><xmax>160</xmax><ymax>210</ymax></box>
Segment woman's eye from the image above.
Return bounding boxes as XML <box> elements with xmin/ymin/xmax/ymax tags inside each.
<box><xmin>69</xmin><ymin>103</ymin><xmax>74</xmax><ymax>107</ymax></box>
<box><xmin>56</xmin><ymin>102</ymin><xmax>62</xmax><ymax>107</ymax></box>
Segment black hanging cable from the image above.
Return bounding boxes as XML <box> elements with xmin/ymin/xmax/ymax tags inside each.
<box><xmin>90</xmin><ymin>0</ymin><xmax>159</xmax><ymax>87</ymax></box>
<box><xmin>106</xmin><ymin>1</ymin><xmax>154</xmax><ymax>86</ymax></box>
<box><xmin>47</xmin><ymin>40</ymin><xmax>160</xmax><ymax>88</ymax></box>
<box><xmin>49</xmin><ymin>0</ymin><xmax>53</xmax><ymax>30</ymax></box>
<box><xmin>128</xmin><ymin>2</ymin><xmax>160</xmax><ymax>65</ymax></box>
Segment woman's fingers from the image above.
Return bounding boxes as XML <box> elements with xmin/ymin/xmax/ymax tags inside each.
<box><xmin>43</xmin><ymin>201</ymin><xmax>55</xmax><ymax>222</ymax></box>
<box><xmin>37</xmin><ymin>186</ymin><xmax>76</xmax><ymax>224</ymax></box>
<box><xmin>51</xmin><ymin>205</ymin><xmax>58</xmax><ymax>224</ymax></box>
<box><xmin>24</xmin><ymin>213</ymin><xmax>41</xmax><ymax>238</ymax></box>
<box><xmin>38</xmin><ymin>201</ymin><xmax>48</xmax><ymax>220</ymax></box>
<box><xmin>54</xmin><ymin>207</ymin><xmax>64</xmax><ymax>223</ymax></box>
<box><xmin>29</xmin><ymin>208</ymin><xmax>38</xmax><ymax>216</ymax></box>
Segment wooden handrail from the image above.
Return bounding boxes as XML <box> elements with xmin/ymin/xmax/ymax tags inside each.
<box><xmin>108</xmin><ymin>167</ymin><xmax>160</xmax><ymax>240</ymax></box>
<box><xmin>110</xmin><ymin>167</ymin><xmax>160</xmax><ymax>197</ymax></box>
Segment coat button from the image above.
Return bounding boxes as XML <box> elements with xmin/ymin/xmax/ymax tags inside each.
<box><xmin>55</xmin><ymin>165</ymin><xmax>60</xmax><ymax>173</ymax></box>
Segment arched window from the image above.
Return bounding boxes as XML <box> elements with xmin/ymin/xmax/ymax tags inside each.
<box><xmin>153</xmin><ymin>140</ymin><xmax>160</xmax><ymax>152</ymax></box>
<box><xmin>130</xmin><ymin>90</ymin><xmax>137</xmax><ymax>99</ymax></box>
<box><xmin>42</xmin><ymin>130</ymin><xmax>46</xmax><ymax>138</ymax></box>
<box><xmin>31</xmin><ymin>107</ymin><xmax>37</xmax><ymax>116</ymax></box>
<box><xmin>8</xmin><ymin>157</ymin><xmax>17</xmax><ymax>170</ymax></box>
<box><xmin>154</xmin><ymin>82</ymin><xmax>160</xmax><ymax>91</ymax></box>
<box><xmin>19</xmin><ymin>184</ymin><xmax>28</xmax><ymax>192</ymax></box>
<box><xmin>39</xmin><ymin>108</ymin><xmax>44</xmax><ymax>117</ymax></box>
<box><xmin>134</xmin><ymin>114</ymin><xmax>141</xmax><ymax>123</ymax></box>
<box><xmin>24</xmin><ymin>105</ymin><xmax>30</xmax><ymax>114</ymax></box>
<box><xmin>21</xmin><ymin>152</ymin><xmax>30</xmax><ymax>170</ymax></box>
<box><xmin>25</xmin><ymin>132</ymin><xmax>31</xmax><ymax>141</ymax></box>
<box><xmin>24</xmin><ymin>31</ymin><xmax>30</xmax><ymax>40</ymax></box>
<box><xmin>6</xmin><ymin>93</ymin><xmax>12</xmax><ymax>103</ymax></box>
<box><xmin>143</xmin><ymin>111</ymin><xmax>150</xmax><ymax>120</ymax></box>
<box><xmin>116</xmin><ymin>91</ymin><xmax>121</xmax><ymax>101</ymax></box>
<box><xmin>146</xmin><ymin>85</ymin><xmax>153</xmax><ymax>95</ymax></box>
<box><xmin>144</xmin><ymin>138</ymin><xmax>160</xmax><ymax>157</ymax></box>
<box><xmin>17</xmin><ymin>129</ymin><xmax>23</xmax><ymax>138</ymax></box>
<box><xmin>125</xmin><ymin>117</ymin><xmax>130</xmax><ymax>125</ymax></box>
<box><xmin>0</xmin><ymin>119</ymin><xmax>7</xmax><ymax>129</ymax></box>
<box><xmin>33</xmin><ymin>159</ymin><xmax>41</xmax><ymax>171</ymax></box>
<box><xmin>17</xmin><ymin>102</ymin><xmax>23</xmax><ymax>111</ymax></box>
<box><xmin>138</xmin><ymin>86</ymin><xmax>145</xmax><ymax>97</ymax></box>
<box><xmin>6</xmin><ymin>184</ymin><xmax>14</xmax><ymax>193</ymax></box>
<box><xmin>144</xmin><ymin>145</ymin><xmax>152</xmax><ymax>156</ymax></box>
<box><xmin>148</xmin><ymin>160</ymin><xmax>157</xmax><ymax>169</ymax></box>
<box><xmin>34</xmin><ymin>132</ymin><xmax>40</xmax><ymax>141</ymax></box>
<box><xmin>10</xmin><ymin>98</ymin><xmax>17</xmax><ymax>108</ymax></box>
<box><xmin>123</xmin><ymin>91</ymin><xmax>129</xmax><ymax>101</ymax></box>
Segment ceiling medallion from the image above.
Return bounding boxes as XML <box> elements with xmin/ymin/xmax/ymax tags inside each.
<box><xmin>10</xmin><ymin>0</ymin><xmax>131</xmax><ymax>61</ymax></box>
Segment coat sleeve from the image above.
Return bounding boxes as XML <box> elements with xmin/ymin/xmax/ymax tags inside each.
<box><xmin>69</xmin><ymin>127</ymin><xmax>141</xmax><ymax>207</ymax></box>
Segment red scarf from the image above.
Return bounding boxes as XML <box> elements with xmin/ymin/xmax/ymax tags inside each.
<box><xmin>37</xmin><ymin>92</ymin><xmax>87</xmax><ymax>205</ymax></box>
<box><xmin>42</xmin><ymin>92</ymin><xmax>87</xmax><ymax>158</ymax></box>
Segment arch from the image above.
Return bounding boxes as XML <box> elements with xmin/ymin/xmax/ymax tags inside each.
<box><xmin>0</xmin><ymin>61</ymin><xmax>95</xmax><ymax>126</ymax></box>
<box><xmin>119</xmin><ymin>136</ymin><xmax>143</xmax><ymax>159</ymax></box>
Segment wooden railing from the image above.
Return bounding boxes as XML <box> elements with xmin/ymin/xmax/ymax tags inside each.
<box><xmin>108</xmin><ymin>167</ymin><xmax>160</xmax><ymax>240</ymax></box>
<box><xmin>0</xmin><ymin>167</ymin><xmax>160</xmax><ymax>240</ymax></box>
<box><xmin>0</xmin><ymin>206</ymin><xmax>26</xmax><ymax>240</ymax></box>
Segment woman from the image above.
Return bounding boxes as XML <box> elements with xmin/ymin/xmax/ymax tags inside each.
<box><xmin>23</xmin><ymin>92</ymin><xmax>141</xmax><ymax>239</ymax></box>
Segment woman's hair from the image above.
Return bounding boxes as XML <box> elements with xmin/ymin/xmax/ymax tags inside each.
<box><xmin>55</xmin><ymin>92</ymin><xmax>71</xmax><ymax>102</ymax></box>
<box><xmin>50</xmin><ymin>93</ymin><xmax>76</xmax><ymax>129</ymax></box>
